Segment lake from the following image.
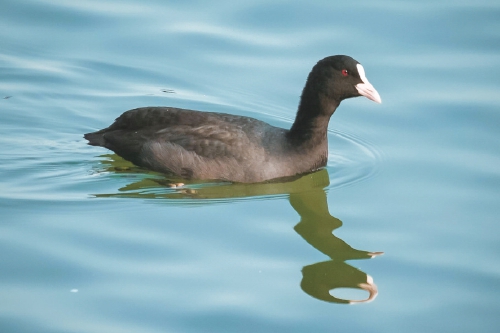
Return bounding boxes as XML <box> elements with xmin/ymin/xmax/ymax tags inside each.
<box><xmin>1</xmin><ymin>0</ymin><xmax>499</xmax><ymax>332</ymax></box>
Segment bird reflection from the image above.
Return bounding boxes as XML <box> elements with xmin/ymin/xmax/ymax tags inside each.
<box><xmin>290</xmin><ymin>187</ymin><xmax>382</xmax><ymax>303</ymax></box>
<box><xmin>92</xmin><ymin>154</ymin><xmax>383</xmax><ymax>304</ymax></box>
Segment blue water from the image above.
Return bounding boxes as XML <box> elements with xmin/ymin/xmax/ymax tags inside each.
<box><xmin>1</xmin><ymin>0</ymin><xmax>500</xmax><ymax>332</ymax></box>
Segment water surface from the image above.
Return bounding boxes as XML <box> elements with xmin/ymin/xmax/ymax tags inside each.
<box><xmin>1</xmin><ymin>0</ymin><xmax>499</xmax><ymax>332</ymax></box>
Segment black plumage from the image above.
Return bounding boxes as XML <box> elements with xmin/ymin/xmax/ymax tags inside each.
<box><xmin>85</xmin><ymin>55</ymin><xmax>381</xmax><ymax>183</ymax></box>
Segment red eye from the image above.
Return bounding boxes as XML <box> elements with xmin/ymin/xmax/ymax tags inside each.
<box><xmin>341</xmin><ymin>69</ymin><xmax>348</xmax><ymax>76</ymax></box>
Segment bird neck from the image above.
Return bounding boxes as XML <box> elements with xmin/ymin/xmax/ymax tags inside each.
<box><xmin>288</xmin><ymin>87</ymin><xmax>339</xmax><ymax>147</ymax></box>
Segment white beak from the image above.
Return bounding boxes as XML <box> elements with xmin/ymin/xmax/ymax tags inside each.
<box><xmin>355</xmin><ymin>64</ymin><xmax>382</xmax><ymax>104</ymax></box>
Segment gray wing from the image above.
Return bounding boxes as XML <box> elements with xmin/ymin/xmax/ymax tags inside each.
<box><xmin>86</xmin><ymin>107</ymin><xmax>275</xmax><ymax>180</ymax></box>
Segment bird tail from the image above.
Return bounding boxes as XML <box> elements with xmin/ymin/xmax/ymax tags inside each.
<box><xmin>84</xmin><ymin>131</ymin><xmax>105</xmax><ymax>146</ymax></box>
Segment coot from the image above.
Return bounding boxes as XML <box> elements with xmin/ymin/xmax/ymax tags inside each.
<box><xmin>85</xmin><ymin>55</ymin><xmax>381</xmax><ymax>183</ymax></box>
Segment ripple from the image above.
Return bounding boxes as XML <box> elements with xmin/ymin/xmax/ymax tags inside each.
<box><xmin>326</xmin><ymin>128</ymin><xmax>383</xmax><ymax>190</ymax></box>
